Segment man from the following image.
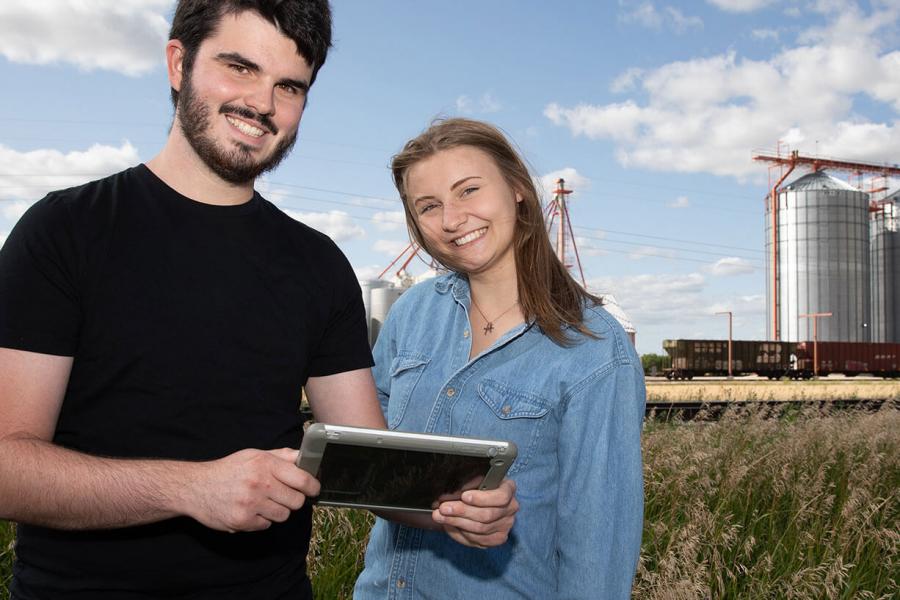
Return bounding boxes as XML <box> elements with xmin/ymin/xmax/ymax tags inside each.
<box><xmin>0</xmin><ymin>1</ymin><xmax>516</xmax><ymax>598</ymax></box>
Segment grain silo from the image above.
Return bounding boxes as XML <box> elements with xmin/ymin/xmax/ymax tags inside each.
<box><xmin>369</xmin><ymin>285</ymin><xmax>404</xmax><ymax>347</ymax></box>
<box><xmin>359</xmin><ymin>279</ymin><xmax>391</xmax><ymax>345</ymax></box>
<box><xmin>765</xmin><ymin>171</ymin><xmax>871</xmax><ymax>342</ymax></box>
<box><xmin>870</xmin><ymin>193</ymin><xmax>899</xmax><ymax>342</ymax></box>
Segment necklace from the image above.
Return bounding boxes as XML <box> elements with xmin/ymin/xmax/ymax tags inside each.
<box><xmin>470</xmin><ymin>296</ymin><xmax>519</xmax><ymax>335</ymax></box>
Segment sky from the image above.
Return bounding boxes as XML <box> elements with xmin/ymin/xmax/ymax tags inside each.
<box><xmin>1</xmin><ymin>0</ymin><xmax>899</xmax><ymax>355</ymax></box>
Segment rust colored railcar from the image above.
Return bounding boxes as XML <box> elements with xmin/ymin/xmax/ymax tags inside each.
<box><xmin>662</xmin><ymin>339</ymin><xmax>796</xmax><ymax>380</ymax></box>
<box><xmin>793</xmin><ymin>341</ymin><xmax>900</xmax><ymax>378</ymax></box>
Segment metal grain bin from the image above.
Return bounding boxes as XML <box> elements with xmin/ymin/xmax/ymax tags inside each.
<box><xmin>870</xmin><ymin>195</ymin><xmax>899</xmax><ymax>342</ymax></box>
<box><xmin>369</xmin><ymin>285</ymin><xmax>403</xmax><ymax>347</ymax></box>
<box><xmin>766</xmin><ymin>171</ymin><xmax>871</xmax><ymax>342</ymax></box>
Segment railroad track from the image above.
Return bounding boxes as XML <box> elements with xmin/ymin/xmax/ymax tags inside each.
<box><xmin>645</xmin><ymin>398</ymin><xmax>896</xmax><ymax>421</ymax></box>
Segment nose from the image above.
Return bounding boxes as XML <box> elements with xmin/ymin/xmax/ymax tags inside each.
<box><xmin>245</xmin><ymin>84</ymin><xmax>276</xmax><ymax>116</ymax></box>
<box><xmin>442</xmin><ymin>202</ymin><xmax>466</xmax><ymax>232</ymax></box>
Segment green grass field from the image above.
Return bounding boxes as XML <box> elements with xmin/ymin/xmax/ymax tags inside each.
<box><xmin>3</xmin><ymin>407</ymin><xmax>898</xmax><ymax>599</ymax></box>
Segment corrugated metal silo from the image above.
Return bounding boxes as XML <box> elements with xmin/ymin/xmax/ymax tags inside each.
<box><xmin>359</xmin><ymin>279</ymin><xmax>391</xmax><ymax>346</ymax></box>
<box><xmin>369</xmin><ymin>286</ymin><xmax>404</xmax><ymax>347</ymax></box>
<box><xmin>765</xmin><ymin>171</ymin><xmax>871</xmax><ymax>342</ymax></box>
<box><xmin>870</xmin><ymin>193</ymin><xmax>899</xmax><ymax>342</ymax></box>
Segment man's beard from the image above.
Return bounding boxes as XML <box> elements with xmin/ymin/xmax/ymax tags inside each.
<box><xmin>177</xmin><ymin>71</ymin><xmax>298</xmax><ymax>185</ymax></box>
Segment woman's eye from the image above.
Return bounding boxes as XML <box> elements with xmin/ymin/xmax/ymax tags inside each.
<box><xmin>419</xmin><ymin>203</ymin><xmax>438</xmax><ymax>215</ymax></box>
<box><xmin>462</xmin><ymin>186</ymin><xmax>478</xmax><ymax>196</ymax></box>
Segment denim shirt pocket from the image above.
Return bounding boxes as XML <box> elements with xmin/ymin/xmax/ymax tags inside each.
<box><xmin>475</xmin><ymin>379</ymin><xmax>553</xmax><ymax>476</ymax></box>
<box><xmin>387</xmin><ymin>352</ymin><xmax>430</xmax><ymax>429</ymax></box>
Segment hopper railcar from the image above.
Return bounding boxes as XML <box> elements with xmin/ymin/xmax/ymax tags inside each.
<box><xmin>662</xmin><ymin>339</ymin><xmax>900</xmax><ymax>379</ymax></box>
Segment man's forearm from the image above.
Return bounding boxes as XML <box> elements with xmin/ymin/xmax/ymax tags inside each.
<box><xmin>0</xmin><ymin>434</ymin><xmax>193</xmax><ymax>530</ymax></box>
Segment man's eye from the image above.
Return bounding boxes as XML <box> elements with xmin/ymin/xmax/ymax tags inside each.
<box><xmin>278</xmin><ymin>84</ymin><xmax>298</xmax><ymax>95</ymax></box>
<box><xmin>229</xmin><ymin>64</ymin><xmax>249</xmax><ymax>74</ymax></box>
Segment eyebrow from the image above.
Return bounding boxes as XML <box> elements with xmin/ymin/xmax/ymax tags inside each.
<box><xmin>450</xmin><ymin>176</ymin><xmax>482</xmax><ymax>191</ymax></box>
<box><xmin>215</xmin><ymin>52</ymin><xmax>310</xmax><ymax>93</ymax></box>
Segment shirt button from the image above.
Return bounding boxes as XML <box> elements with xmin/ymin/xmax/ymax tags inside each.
<box><xmin>397</xmin><ymin>578</ymin><xmax>407</xmax><ymax>589</ymax></box>
<box><xmin>446</xmin><ymin>388</ymin><xmax>456</xmax><ymax>397</ymax></box>
<box><xmin>464</xmin><ymin>329</ymin><xmax>470</xmax><ymax>338</ymax></box>
<box><xmin>501</xmin><ymin>404</ymin><xmax>512</xmax><ymax>415</ymax></box>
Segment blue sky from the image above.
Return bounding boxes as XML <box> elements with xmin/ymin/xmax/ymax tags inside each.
<box><xmin>2</xmin><ymin>0</ymin><xmax>899</xmax><ymax>354</ymax></box>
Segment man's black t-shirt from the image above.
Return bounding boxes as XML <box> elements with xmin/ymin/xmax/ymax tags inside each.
<box><xmin>0</xmin><ymin>165</ymin><xmax>373</xmax><ymax>599</ymax></box>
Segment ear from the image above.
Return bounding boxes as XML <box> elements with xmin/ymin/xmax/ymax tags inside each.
<box><xmin>166</xmin><ymin>40</ymin><xmax>186</xmax><ymax>92</ymax></box>
<box><xmin>515</xmin><ymin>191</ymin><xmax>524</xmax><ymax>203</ymax></box>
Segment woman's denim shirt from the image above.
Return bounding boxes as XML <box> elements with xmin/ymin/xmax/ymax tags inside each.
<box><xmin>354</xmin><ymin>274</ymin><xmax>645</xmax><ymax>599</ymax></box>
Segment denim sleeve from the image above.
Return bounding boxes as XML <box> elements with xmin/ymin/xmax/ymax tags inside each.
<box><xmin>556</xmin><ymin>359</ymin><xmax>645</xmax><ymax>599</ymax></box>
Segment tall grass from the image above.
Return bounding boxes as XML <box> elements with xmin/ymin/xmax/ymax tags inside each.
<box><xmin>0</xmin><ymin>521</ymin><xmax>12</xmax><ymax>600</ymax></box>
<box><xmin>636</xmin><ymin>406</ymin><xmax>898</xmax><ymax>599</ymax></box>
<box><xmin>2</xmin><ymin>408</ymin><xmax>897</xmax><ymax>599</ymax></box>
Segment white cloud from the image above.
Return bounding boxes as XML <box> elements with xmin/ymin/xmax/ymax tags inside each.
<box><xmin>611</xmin><ymin>67</ymin><xmax>644</xmax><ymax>93</ymax></box>
<box><xmin>547</xmin><ymin>4</ymin><xmax>900</xmax><ymax>180</ymax></box>
<box><xmin>751</xmin><ymin>28</ymin><xmax>780</xmax><ymax>41</ymax></box>
<box><xmin>619</xmin><ymin>2</ymin><xmax>703</xmax><ymax>33</ymax></box>
<box><xmin>456</xmin><ymin>92</ymin><xmax>503</xmax><ymax>115</ymax></box>
<box><xmin>0</xmin><ymin>142</ymin><xmax>140</xmax><ymax>219</ymax></box>
<box><xmin>708</xmin><ymin>294</ymin><xmax>766</xmax><ymax>316</ymax></box>
<box><xmin>0</xmin><ymin>1</ymin><xmax>170</xmax><ymax>76</ymax></box>
<box><xmin>285</xmin><ymin>210</ymin><xmax>366</xmax><ymax>242</ymax></box>
<box><xmin>667</xmin><ymin>195</ymin><xmax>690</xmax><ymax>208</ymax></box>
<box><xmin>0</xmin><ymin>231</ymin><xmax>8</xmax><ymax>249</ymax></box>
<box><xmin>372</xmin><ymin>211</ymin><xmax>406</xmax><ymax>232</ymax></box>
<box><xmin>574</xmin><ymin>236</ymin><xmax>608</xmax><ymax>257</ymax></box>
<box><xmin>706</xmin><ymin>0</ymin><xmax>778</xmax><ymax>12</ymax></box>
<box><xmin>354</xmin><ymin>265</ymin><xmax>385</xmax><ymax>280</ymax></box>
<box><xmin>537</xmin><ymin>168</ymin><xmax>592</xmax><ymax>199</ymax></box>
<box><xmin>628</xmin><ymin>245</ymin><xmax>678</xmax><ymax>260</ymax></box>
<box><xmin>665</xmin><ymin>7</ymin><xmax>704</xmax><ymax>33</ymax></box>
<box><xmin>587</xmin><ymin>273</ymin><xmax>770</xmax><ymax>351</ymax></box>
<box><xmin>589</xmin><ymin>272</ymin><xmax>707</xmax><ymax>325</ymax></box>
<box><xmin>706</xmin><ymin>256</ymin><xmax>757</xmax><ymax>276</ymax></box>
<box><xmin>456</xmin><ymin>95</ymin><xmax>472</xmax><ymax>114</ymax></box>
<box><xmin>373</xmin><ymin>239</ymin><xmax>410</xmax><ymax>256</ymax></box>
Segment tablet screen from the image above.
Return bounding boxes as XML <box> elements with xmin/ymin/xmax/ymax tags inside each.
<box><xmin>315</xmin><ymin>442</ymin><xmax>490</xmax><ymax>510</ymax></box>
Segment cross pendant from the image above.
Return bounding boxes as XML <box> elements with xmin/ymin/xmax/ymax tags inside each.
<box><xmin>483</xmin><ymin>322</ymin><xmax>494</xmax><ymax>335</ymax></box>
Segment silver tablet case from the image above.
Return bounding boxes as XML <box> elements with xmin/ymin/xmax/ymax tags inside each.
<box><xmin>296</xmin><ymin>423</ymin><xmax>517</xmax><ymax>512</ymax></box>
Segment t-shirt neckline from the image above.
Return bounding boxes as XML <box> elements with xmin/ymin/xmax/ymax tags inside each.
<box><xmin>135</xmin><ymin>163</ymin><xmax>262</xmax><ymax>217</ymax></box>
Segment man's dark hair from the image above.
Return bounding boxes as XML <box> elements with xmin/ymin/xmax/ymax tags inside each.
<box><xmin>168</xmin><ymin>0</ymin><xmax>332</xmax><ymax>107</ymax></box>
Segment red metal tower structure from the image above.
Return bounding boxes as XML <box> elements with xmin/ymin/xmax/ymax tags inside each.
<box><xmin>543</xmin><ymin>178</ymin><xmax>587</xmax><ymax>286</ymax></box>
<box><xmin>752</xmin><ymin>147</ymin><xmax>900</xmax><ymax>340</ymax></box>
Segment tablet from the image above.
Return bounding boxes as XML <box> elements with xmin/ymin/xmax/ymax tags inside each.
<box><xmin>296</xmin><ymin>423</ymin><xmax>517</xmax><ymax>512</ymax></box>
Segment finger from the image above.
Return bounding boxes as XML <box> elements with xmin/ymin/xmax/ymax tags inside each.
<box><xmin>267</xmin><ymin>447</ymin><xmax>300</xmax><ymax>463</ymax></box>
<box><xmin>267</xmin><ymin>484</ymin><xmax>308</xmax><ymax>512</ymax></box>
<box><xmin>436</xmin><ymin>513</ymin><xmax>515</xmax><ymax>536</ymax></box>
<box><xmin>256</xmin><ymin>498</ymin><xmax>292</xmax><ymax>524</ymax></box>
<box><xmin>458</xmin><ymin>479</ymin><xmax>517</xmax><ymax>507</ymax></box>
<box><xmin>436</xmin><ymin>497</ymin><xmax>518</xmax><ymax>524</ymax></box>
<box><xmin>271</xmin><ymin>461</ymin><xmax>321</xmax><ymax>497</ymax></box>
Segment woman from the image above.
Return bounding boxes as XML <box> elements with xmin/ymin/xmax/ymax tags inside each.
<box><xmin>354</xmin><ymin>119</ymin><xmax>644</xmax><ymax>599</ymax></box>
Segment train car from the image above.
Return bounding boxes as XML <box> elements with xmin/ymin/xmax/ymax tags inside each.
<box><xmin>662</xmin><ymin>339</ymin><xmax>796</xmax><ymax>379</ymax></box>
<box><xmin>793</xmin><ymin>341</ymin><xmax>900</xmax><ymax>378</ymax></box>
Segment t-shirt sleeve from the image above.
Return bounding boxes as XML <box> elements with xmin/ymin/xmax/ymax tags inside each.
<box><xmin>0</xmin><ymin>195</ymin><xmax>82</xmax><ymax>356</ymax></box>
<box><xmin>306</xmin><ymin>248</ymin><xmax>373</xmax><ymax>377</ymax></box>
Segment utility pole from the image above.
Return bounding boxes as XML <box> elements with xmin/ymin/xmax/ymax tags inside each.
<box><xmin>799</xmin><ymin>312</ymin><xmax>832</xmax><ymax>377</ymax></box>
<box><xmin>715</xmin><ymin>311</ymin><xmax>733</xmax><ymax>379</ymax></box>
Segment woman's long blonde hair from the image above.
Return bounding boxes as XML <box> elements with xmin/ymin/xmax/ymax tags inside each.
<box><xmin>392</xmin><ymin>118</ymin><xmax>601</xmax><ymax>345</ymax></box>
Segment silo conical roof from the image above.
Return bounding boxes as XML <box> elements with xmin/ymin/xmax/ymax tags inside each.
<box><xmin>784</xmin><ymin>171</ymin><xmax>860</xmax><ymax>191</ymax></box>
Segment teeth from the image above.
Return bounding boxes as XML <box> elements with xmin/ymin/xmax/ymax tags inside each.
<box><xmin>226</xmin><ymin>115</ymin><xmax>265</xmax><ymax>138</ymax></box>
<box><xmin>454</xmin><ymin>228</ymin><xmax>486</xmax><ymax>246</ymax></box>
